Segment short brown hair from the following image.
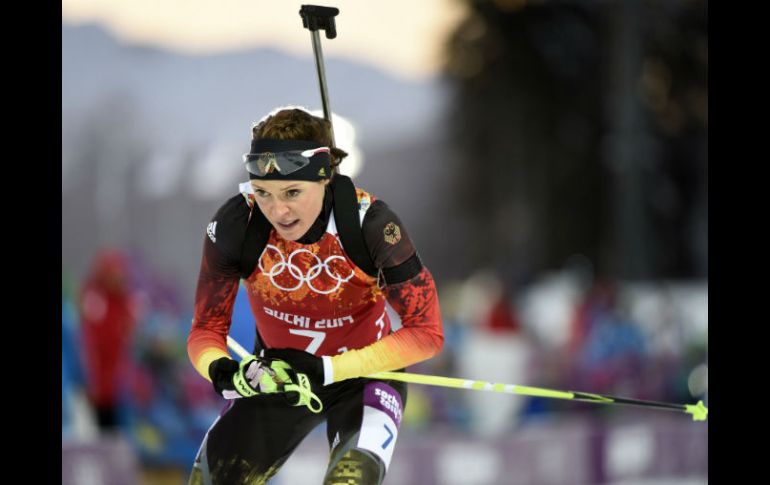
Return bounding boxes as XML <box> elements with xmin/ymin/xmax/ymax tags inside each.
<box><xmin>252</xmin><ymin>107</ymin><xmax>348</xmax><ymax>174</ymax></box>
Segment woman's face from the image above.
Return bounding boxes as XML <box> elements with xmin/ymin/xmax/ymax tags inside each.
<box><xmin>250</xmin><ymin>179</ymin><xmax>329</xmax><ymax>241</ymax></box>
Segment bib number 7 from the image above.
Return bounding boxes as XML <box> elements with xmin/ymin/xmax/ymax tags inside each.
<box><xmin>289</xmin><ymin>329</ymin><xmax>326</xmax><ymax>353</ymax></box>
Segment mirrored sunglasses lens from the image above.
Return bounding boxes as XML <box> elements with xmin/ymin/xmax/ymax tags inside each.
<box><xmin>245</xmin><ymin>151</ymin><xmax>312</xmax><ymax>176</ymax></box>
<box><xmin>283</xmin><ymin>153</ymin><xmax>309</xmax><ymax>170</ymax></box>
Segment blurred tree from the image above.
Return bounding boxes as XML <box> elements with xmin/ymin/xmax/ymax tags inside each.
<box><xmin>63</xmin><ymin>93</ymin><xmax>153</xmax><ymax>280</ymax></box>
<box><xmin>442</xmin><ymin>0</ymin><xmax>706</xmax><ymax>280</ymax></box>
<box><xmin>636</xmin><ymin>0</ymin><xmax>708</xmax><ymax>278</ymax></box>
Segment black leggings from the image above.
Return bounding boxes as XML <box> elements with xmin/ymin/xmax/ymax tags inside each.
<box><xmin>189</xmin><ymin>378</ymin><xmax>407</xmax><ymax>485</ymax></box>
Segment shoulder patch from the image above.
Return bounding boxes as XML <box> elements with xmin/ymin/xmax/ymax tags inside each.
<box><xmin>383</xmin><ymin>222</ymin><xmax>401</xmax><ymax>245</ymax></box>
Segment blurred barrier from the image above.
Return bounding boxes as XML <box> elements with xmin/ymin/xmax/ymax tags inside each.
<box><xmin>62</xmin><ymin>434</ymin><xmax>139</xmax><ymax>485</ymax></box>
<box><xmin>273</xmin><ymin>414</ymin><xmax>707</xmax><ymax>485</ymax></box>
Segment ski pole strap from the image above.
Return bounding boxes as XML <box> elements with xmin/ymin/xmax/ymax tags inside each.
<box><xmin>266</xmin><ymin>360</ymin><xmax>323</xmax><ymax>413</ymax></box>
<box><xmin>285</xmin><ymin>373</ymin><xmax>323</xmax><ymax>414</ymax></box>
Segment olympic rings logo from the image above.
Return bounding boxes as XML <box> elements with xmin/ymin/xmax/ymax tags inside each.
<box><xmin>258</xmin><ymin>245</ymin><xmax>355</xmax><ymax>294</ymax></box>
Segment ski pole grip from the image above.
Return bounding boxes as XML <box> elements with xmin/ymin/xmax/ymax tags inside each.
<box><xmin>299</xmin><ymin>5</ymin><xmax>339</xmax><ymax>39</ymax></box>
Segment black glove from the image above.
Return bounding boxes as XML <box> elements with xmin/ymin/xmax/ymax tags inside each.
<box><xmin>262</xmin><ymin>348</ymin><xmax>326</xmax><ymax>407</ymax></box>
<box><xmin>208</xmin><ymin>357</ymin><xmax>240</xmax><ymax>397</ymax></box>
<box><xmin>208</xmin><ymin>356</ymin><xmax>277</xmax><ymax>399</ymax></box>
<box><xmin>262</xmin><ymin>348</ymin><xmax>325</xmax><ymax>385</ymax></box>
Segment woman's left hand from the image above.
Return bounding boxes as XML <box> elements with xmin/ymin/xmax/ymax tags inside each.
<box><xmin>262</xmin><ymin>348</ymin><xmax>325</xmax><ymax>388</ymax></box>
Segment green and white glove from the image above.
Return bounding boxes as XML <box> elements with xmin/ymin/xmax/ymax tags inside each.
<box><xmin>208</xmin><ymin>354</ymin><xmax>323</xmax><ymax>413</ymax></box>
<box><xmin>262</xmin><ymin>348</ymin><xmax>326</xmax><ymax>413</ymax></box>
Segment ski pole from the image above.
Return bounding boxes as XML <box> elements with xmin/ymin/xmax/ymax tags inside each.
<box><xmin>227</xmin><ymin>335</ymin><xmax>255</xmax><ymax>359</ymax></box>
<box><xmin>366</xmin><ymin>371</ymin><xmax>707</xmax><ymax>422</ymax></box>
<box><xmin>299</xmin><ymin>4</ymin><xmax>340</xmax><ymax>146</ymax></box>
<box><xmin>226</xmin><ymin>336</ymin><xmax>707</xmax><ymax>422</ymax></box>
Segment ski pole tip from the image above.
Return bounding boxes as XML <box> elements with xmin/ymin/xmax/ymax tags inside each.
<box><xmin>685</xmin><ymin>400</ymin><xmax>708</xmax><ymax>421</ymax></box>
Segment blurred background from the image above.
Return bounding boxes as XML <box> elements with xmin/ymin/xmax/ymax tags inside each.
<box><xmin>61</xmin><ymin>0</ymin><xmax>707</xmax><ymax>484</ymax></box>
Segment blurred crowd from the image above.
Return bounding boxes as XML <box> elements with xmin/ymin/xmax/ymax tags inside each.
<box><xmin>62</xmin><ymin>249</ymin><xmax>221</xmax><ymax>471</ymax></box>
<box><xmin>62</xmin><ymin>248</ymin><xmax>708</xmax><ymax>473</ymax></box>
<box><xmin>410</xmin><ymin>267</ymin><xmax>708</xmax><ymax>437</ymax></box>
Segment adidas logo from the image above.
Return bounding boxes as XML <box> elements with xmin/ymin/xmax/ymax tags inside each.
<box><xmin>318</xmin><ymin>167</ymin><xmax>326</xmax><ymax>177</ymax></box>
<box><xmin>207</xmin><ymin>221</ymin><xmax>217</xmax><ymax>243</ymax></box>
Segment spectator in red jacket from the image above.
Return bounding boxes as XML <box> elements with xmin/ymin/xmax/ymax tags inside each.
<box><xmin>79</xmin><ymin>249</ymin><xmax>138</xmax><ymax>430</ymax></box>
